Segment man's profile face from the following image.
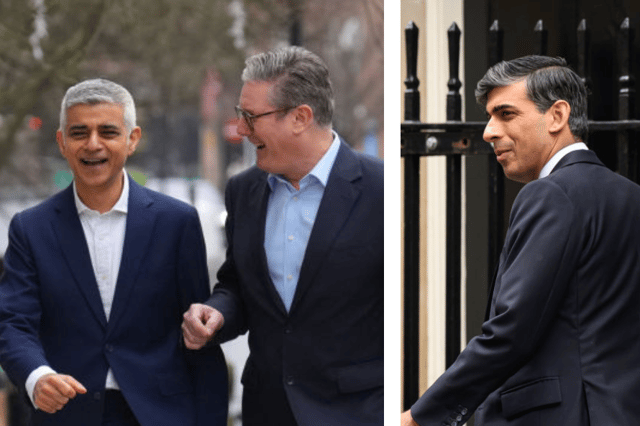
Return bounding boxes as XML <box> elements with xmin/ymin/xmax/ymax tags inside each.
<box><xmin>56</xmin><ymin>102</ymin><xmax>140</xmax><ymax>197</ymax></box>
<box><xmin>483</xmin><ymin>79</ymin><xmax>554</xmax><ymax>183</ymax></box>
<box><xmin>237</xmin><ymin>80</ymin><xmax>299</xmax><ymax>178</ymax></box>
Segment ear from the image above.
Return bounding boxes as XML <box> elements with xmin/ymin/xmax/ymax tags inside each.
<box><xmin>127</xmin><ymin>127</ymin><xmax>142</xmax><ymax>155</ymax></box>
<box><xmin>291</xmin><ymin>104</ymin><xmax>314</xmax><ymax>134</ymax></box>
<box><xmin>547</xmin><ymin>100</ymin><xmax>571</xmax><ymax>134</ymax></box>
<box><xmin>56</xmin><ymin>130</ymin><xmax>65</xmax><ymax>156</ymax></box>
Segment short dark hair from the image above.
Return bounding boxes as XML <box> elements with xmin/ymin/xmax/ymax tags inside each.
<box><xmin>475</xmin><ymin>55</ymin><xmax>588</xmax><ymax>141</ymax></box>
<box><xmin>241</xmin><ymin>46</ymin><xmax>334</xmax><ymax>127</ymax></box>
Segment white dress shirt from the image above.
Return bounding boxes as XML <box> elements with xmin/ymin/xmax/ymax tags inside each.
<box><xmin>26</xmin><ymin>174</ymin><xmax>129</xmax><ymax>405</ymax></box>
<box><xmin>539</xmin><ymin>142</ymin><xmax>589</xmax><ymax>179</ymax></box>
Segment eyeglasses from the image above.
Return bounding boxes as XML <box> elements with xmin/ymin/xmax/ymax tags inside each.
<box><xmin>235</xmin><ymin>106</ymin><xmax>293</xmax><ymax>132</ymax></box>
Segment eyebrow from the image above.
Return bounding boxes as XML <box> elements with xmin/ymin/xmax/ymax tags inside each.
<box><xmin>486</xmin><ymin>103</ymin><xmax>517</xmax><ymax>118</ymax></box>
<box><xmin>68</xmin><ymin>124</ymin><xmax>121</xmax><ymax>132</ymax></box>
<box><xmin>238</xmin><ymin>106</ymin><xmax>256</xmax><ymax>116</ymax></box>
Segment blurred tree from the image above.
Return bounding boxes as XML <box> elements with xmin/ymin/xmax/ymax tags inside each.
<box><xmin>0</xmin><ymin>0</ymin><xmax>383</xmax><ymax>193</ymax></box>
<box><xmin>300</xmin><ymin>0</ymin><xmax>384</xmax><ymax>153</ymax></box>
<box><xmin>0</xmin><ymin>0</ymin><xmax>292</xmax><ymax>190</ymax></box>
<box><xmin>0</xmin><ymin>0</ymin><xmax>109</xmax><ymax>186</ymax></box>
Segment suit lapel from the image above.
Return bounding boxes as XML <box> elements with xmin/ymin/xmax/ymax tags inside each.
<box><xmin>52</xmin><ymin>185</ymin><xmax>108</xmax><ymax>328</ymax></box>
<box><xmin>248</xmin><ymin>175</ymin><xmax>290</xmax><ymax>315</ymax></box>
<box><xmin>290</xmin><ymin>143</ymin><xmax>362</xmax><ymax>314</ymax></box>
<box><xmin>107</xmin><ymin>177</ymin><xmax>155</xmax><ymax>332</ymax></box>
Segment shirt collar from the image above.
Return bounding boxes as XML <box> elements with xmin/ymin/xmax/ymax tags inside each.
<box><xmin>539</xmin><ymin>142</ymin><xmax>589</xmax><ymax>179</ymax></box>
<box><xmin>268</xmin><ymin>131</ymin><xmax>341</xmax><ymax>190</ymax></box>
<box><xmin>74</xmin><ymin>170</ymin><xmax>129</xmax><ymax>215</ymax></box>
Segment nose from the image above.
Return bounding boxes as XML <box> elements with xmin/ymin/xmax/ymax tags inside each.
<box><xmin>86</xmin><ymin>130</ymin><xmax>101</xmax><ymax>149</ymax></box>
<box><xmin>236</xmin><ymin>117</ymin><xmax>252</xmax><ymax>136</ymax></box>
<box><xmin>483</xmin><ymin>117</ymin><xmax>501</xmax><ymax>144</ymax></box>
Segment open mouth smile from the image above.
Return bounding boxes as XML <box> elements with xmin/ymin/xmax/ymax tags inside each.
<box><xmin>81</xmin><ymin>158</ymin><xmax>108</xmax><ymax>165</ymax></box>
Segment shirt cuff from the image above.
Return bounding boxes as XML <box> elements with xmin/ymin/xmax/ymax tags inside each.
<box><xmin>26</xmin><ymin>366</ymin><xmax>57</xmax><ymax>408</ymax></box>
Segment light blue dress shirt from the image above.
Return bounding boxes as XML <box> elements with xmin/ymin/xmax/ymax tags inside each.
<box><xmin>264</xmin><ymin>133</ymin><xmax>341</xmax><ymax>311</ymax></box>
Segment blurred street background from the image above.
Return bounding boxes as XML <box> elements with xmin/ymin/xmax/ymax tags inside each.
<box><xmin>0</xmin><ymin>0</ymin><xmax>383</xmax><ymax>424</ymax></box>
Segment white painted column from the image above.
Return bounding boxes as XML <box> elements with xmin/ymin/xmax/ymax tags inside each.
<box><xmin>423</xmin><ymin>0</ymin><xmax>465</xmax><ymax>390</ymax></box>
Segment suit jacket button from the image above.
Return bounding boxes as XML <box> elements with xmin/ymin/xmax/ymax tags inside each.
<box><xmin>284</xmin><ymin>327</ymin><xmax>292</xmax><ymax>334</ymax></box>
<box><xmin>286</xmin><ymin>376</ymin><xmax>294</xmax><ymax>385</ymax></box>
<box><xmin>105</xmin><ymin>344</ymin><xmax>114</xmax><ymax>352</ymax></box>
<box><xmin>94</xmin><ymin>392</ymin><xmax>101</xmax><ymax>400</ymax></box>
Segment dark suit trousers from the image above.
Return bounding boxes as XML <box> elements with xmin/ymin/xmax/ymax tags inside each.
<box><xmin>102</xmin><ymin>391</ymin><xmax>140</xmax><ymax>426</ymax></box>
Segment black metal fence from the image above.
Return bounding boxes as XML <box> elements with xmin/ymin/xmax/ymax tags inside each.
<box><xmin>401</xmin><ymin>18</ymin><xmax>640</xmax><ymax>410</ymax></box>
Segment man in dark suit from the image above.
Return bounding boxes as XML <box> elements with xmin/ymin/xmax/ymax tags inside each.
<box><xmin>0</xmin><ymin>79</ymin><xmax>228</xmax><ymax>426</ymax></box>
<box><xmin>182</xmin><ymin>46</ymin><xmax>383</xmax><ymax>426</ymax></box>
<box><xmin>402</xmin><ymin>56</ymin><xmax>640</xmax><ymax>426</ymax></box>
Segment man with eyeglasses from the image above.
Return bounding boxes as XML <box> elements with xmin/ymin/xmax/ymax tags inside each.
<box><xmin>182</xmin><ymin>46</ymin><xmax>384</xmax><ymax>426</ymax></box>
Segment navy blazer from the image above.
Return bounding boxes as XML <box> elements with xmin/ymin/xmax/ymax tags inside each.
<box><xmin>208</xmin><ymin>141</ymin><xmax>384</xmax><ymax>426</ymax></box>
<box><xmin>0</xmin><ymin>176</ymin><xmax>228</xmax><ymax>426</ymax></box>
<box><xmin>411</xmin><ymin>150</ymin><xmax>640</xmax><ymax>426</ymax></box>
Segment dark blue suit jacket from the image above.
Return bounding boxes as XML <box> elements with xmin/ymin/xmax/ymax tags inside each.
<box><xmin>411</xmin><ymin>150</ymin><xmax>640</xmax><ymax>426</ymax></box>
<box><xmin>208</xmin><ymin>141</ymin><xmax>384</xmax><ymax>426</ymax></box>
<box><xmin>0</xmin><ymin>176</ymin><xmax>228</xmax><ymax>426</ymax></box>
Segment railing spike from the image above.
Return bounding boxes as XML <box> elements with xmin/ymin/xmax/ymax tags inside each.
<box><xmin>617</xmin><ymin>17</ymin><xmax>636</xmax><ymax>180</ymax></box>
<box><xmin>447</xmin><ymin>21</ymin><xmax>462</xmax><ymax>122</ymax></box>
<box><xmin>534</xmin><ymin>19</ymin><xmax>544</xmax><ymax>31</ymax></box>
<box><xmin>578</xmin><ymin>18</ymin><xmax>587</xmax><ymax>31</ymax></box>
<box><xmin>488</xmin><ymin>19</ymin><xmax>504</xmax><ymax>66</ymax></box>
<box><xmin>534</xmin><ymin>19</ymin><xmax>548</xmax><ymax>55</ymax></box>
<box><xmin>404</xmin><ymin>21</ymin><xmax>420</xmax><ymax>122</ymax></box>
<box><xmin>577</xmin><ymin>19</ymin><xmax>591</xmax><ymax>118</ymax></box>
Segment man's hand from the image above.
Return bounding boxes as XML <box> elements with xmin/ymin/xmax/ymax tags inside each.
<box><xmin>401</xmin><ymin>410</ymin><xmax>419</xmax><ymax>426</ymax></box>
<box><xmin>34</xmin><ymin>374</ymin><xmax>86</xmax><ymax>413</ymax></box>
<box><xmin>182</xmin><ymin>303</ymin><xmax>225</xmax><ymax>350</ymax></box>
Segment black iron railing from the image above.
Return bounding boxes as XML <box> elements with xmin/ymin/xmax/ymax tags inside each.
<box><xmin>402</xmin><ymin>18</ymin><xmax>640</xmax><ymax>410</ymax></box>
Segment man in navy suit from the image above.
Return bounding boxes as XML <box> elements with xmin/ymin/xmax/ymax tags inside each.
<box><xmin>402</xmin><ymin>56</ymin><xmax>640</xmax><ymax>426</ymax></box>
<box><xmin>182</xmin><ymin>46</ymin><xmax>383</xmax><ymax>426</ymax></box>
<box><xmin>0</xmin><ymin>79</ymin><xmax>228</xmax><ymax>426</ymax></box>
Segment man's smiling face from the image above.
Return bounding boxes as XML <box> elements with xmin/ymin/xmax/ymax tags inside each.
<box><xmin>57</xmin><ymin>102</ymin><xmax>140</xmax><ymax>198</ymax></box>
<box><xmin>483</xmin><ymin>79</ymin><xmax>554</xmax><ymax>183</ymax></box>
<box><xmin>237</xmin><ymin>80</ymin><xmax>303</xmax><ymax>178</ymax></box>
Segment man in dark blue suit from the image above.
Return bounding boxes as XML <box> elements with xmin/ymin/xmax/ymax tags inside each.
<box><xmin>0</xmin><ymin>79</ymin><xmax>228</xmax><ymax>426</ymax></box>
<box><xmin>182</xmin><ymin>47</ymin><xmax>383</xmax><ymax>426</ymax></box>
<box><xmin>403</xmin><ymin>56</ymin><xmax>640</xmax><ymax>426</ymax></box>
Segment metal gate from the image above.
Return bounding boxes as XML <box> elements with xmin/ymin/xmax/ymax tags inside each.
<box><xmin>401</xmin><ymin>18</ymin><xmax>640</xmax><ymax>410</ymax></box>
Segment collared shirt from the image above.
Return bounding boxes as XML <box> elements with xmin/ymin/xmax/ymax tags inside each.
<box><xmin>26</xmin><ymin>173</ymin><xmax>129</xmax><ymax>405</ymax></box>
<box><xmin>539</xmin><ymin>142</ymin><xmax>589</xmax><ymax>179</ymax></box>
<box><xmin>264</xmin><ymin>133</ymin><xmax>341</xmax><ymax>311</ymax></box>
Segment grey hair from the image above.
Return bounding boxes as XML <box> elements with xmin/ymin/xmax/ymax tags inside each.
<box><xmin>241</xmin><ymin>46</ymin><xmax>334</xmax><ymax>127</ymax></box>
<box><xmin>475</xmin><ymin>55</ymin><xmax>588</xmax><ymax>141</ymax></box>
<box><xmin>59</xmin><ymin>78</ymin><xmax>136</xmax><ymax>133</ymax></box>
